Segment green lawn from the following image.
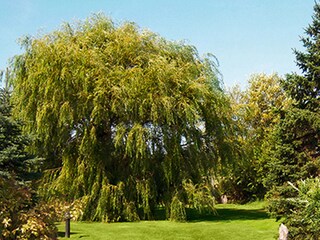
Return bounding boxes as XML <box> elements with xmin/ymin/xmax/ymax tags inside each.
<box><xmin>57</xmin><ymin>202</ymin><xmax>279</xmax><ymax>240</ymax></box>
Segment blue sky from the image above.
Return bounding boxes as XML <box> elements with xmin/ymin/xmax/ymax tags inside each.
<box><xmin>0</xmin><ymin>0</ymin><xmax>316</xmax><ymax>88</ymax></box>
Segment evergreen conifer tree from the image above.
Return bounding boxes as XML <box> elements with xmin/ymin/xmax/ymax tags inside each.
<box><xmin>265</xmin><ymin>2</ymin><xmax>320</xmax><ymax>225</ymax></box>
<box><xmin>0</xmin><ymin>71</ymin><xmax>40</xmax><ymax>180</ymax></box>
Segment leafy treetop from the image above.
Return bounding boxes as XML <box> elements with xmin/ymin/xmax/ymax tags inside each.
<box><xmin>10</xmin><ymin>15</ymin><xmax>234</xmax><ymax>221</ymax></box>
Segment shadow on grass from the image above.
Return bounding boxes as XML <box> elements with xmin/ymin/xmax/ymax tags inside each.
<box><xmin>58</xmin><ymin>231</ymin><xmax>91</xmax><ymax>239</ymax></box>
<box><xmin>153</xmin><ymin>206</ymin><xmax>269</xmax><ymax>222</ymax></box>
<box><xmin>57</xmin><ymin>231</ymin><xmax>77</xmax><ymax>238</ymax></box>
<box><xmin>187</xmin><ymin>208</ymin><xmax>269</xmax><ymax>222</ymax></box>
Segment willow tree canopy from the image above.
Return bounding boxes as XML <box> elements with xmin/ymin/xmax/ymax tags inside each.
<box><xmin>10</xmin><ymin>15</ymin><xmax>233</xmax><ymax>221</ymax></box>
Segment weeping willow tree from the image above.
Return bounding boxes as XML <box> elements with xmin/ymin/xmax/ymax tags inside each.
<box><xmin>10</xmin><ymin>15</ymin><xmax>234</xmax><ymax>221</ymax></box>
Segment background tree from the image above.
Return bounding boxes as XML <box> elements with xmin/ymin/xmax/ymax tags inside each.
<box><xmin>223</xmin><ymin>73</ymin><xmax>288</xmax><ymax>202</ymax></box>
<box><xmin>10</xmin><ymin>15</ymin><xmax>234</xmax><ymax>221</ymax></box>
<box><xmin>265</xmin><ymin>3</ymin><xmax>320</xmax><ymax>235</ymax></box>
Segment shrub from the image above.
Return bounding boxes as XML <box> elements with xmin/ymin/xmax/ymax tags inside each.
<box><xmin>268</xmin><ymin>178</ymin><xmax>320</xmax><ymax>239</ymax></box>
<box><xmin>0</xmin><ymin>176</ymin><xmax>57</xmax><ymax>239</ymax></box>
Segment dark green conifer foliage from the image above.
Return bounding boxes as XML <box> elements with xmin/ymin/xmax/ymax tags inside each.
<box><xmin>10</xmin><ymin>15</ymin><xmax>233</xmax><ymax>221</ymax></box>
<box><xmin>284</xmin><ymin>3</ymin><xmax>320</xmax><ymax>112</ymax></box>
<box><xmin>0</xmin><ymin>71</ymin><xmax>39</xmax><ymax>180</ymax></box>
<box><xmin>265</xmin><ymin>3</ymin><xmax>320</xmax><ymax>225</ymax></box>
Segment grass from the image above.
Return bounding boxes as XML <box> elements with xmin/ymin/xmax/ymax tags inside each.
<box><xmin>57</xmin><ymin>202</ymin><xmax>279</xmax><ymax>240</ymax></box>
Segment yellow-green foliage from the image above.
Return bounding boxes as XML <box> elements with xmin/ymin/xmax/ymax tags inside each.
<box><xmin>170</xmin><ymin>194</ymin><xmax>187</xmax><ymax>222</ymax></box>
<box><xmin>10</xmin><ymin>14</ymin><xmax>233</xmax><ymax>221</ymax></box>
<box><xmin>223</xmin><ymin>73</ymin><xmax>290</xmax><ymax>202</ymax></box>
<box><xmin>183</xmin><ymin>179</ymin><xmax>215</xmax><ymax>214</ymax></box>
